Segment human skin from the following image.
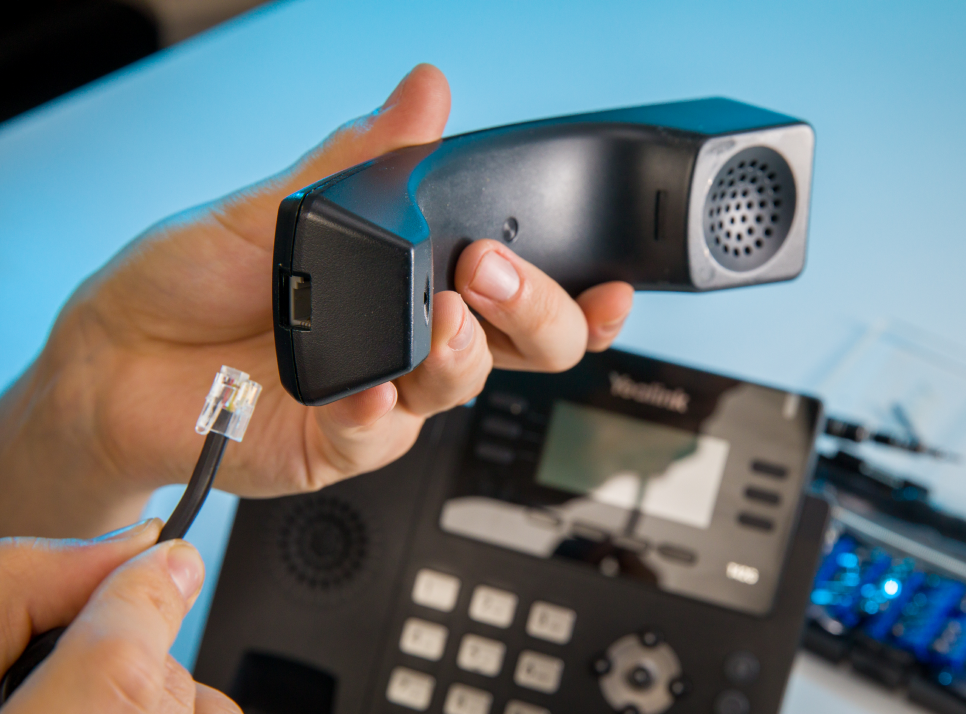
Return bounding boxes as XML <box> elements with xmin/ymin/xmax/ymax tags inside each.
<box><xmin>0</xmin><ymin>521</ymin><xmax>240</xmax><ymax>713</ymax></box>
<box><xmin>0</xmin><ymin>64</ymin><xmax>634</xmax><ymax>539</ymax></box>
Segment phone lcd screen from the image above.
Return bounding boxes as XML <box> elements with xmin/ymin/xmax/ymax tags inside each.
<box><xmin>534</xmin><ymin>401</ymin><xmax>730</xmax><ymax>529</ymax></box>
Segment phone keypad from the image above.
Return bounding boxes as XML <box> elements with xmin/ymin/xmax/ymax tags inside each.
<box><xmin>504</xmin><ymin>701</ymin><xmax>550</xmax><ymax>714</ymax></box>
<box><xmin>525</xmin><ymin>602</ymin><xmax>576</xmax><ymax>645</ymax></box>
<box><xmin>469</xmin><ymin>586</ymin><xmax>518</xmax><ymax>628</ymax></box>
<box><xmin>387</xmin><ymin>667</ymin><xmax>436</xmax><ymax>711</ymax></box>
<box><xmin>400</xmin><ymin>618</ymin><xmax>449</xmax><ymax>661</ymax></box>
<box><xmin>457</xmin><ymin>634</ymin><xmax>506</xmax><ymax>676</ymax></box>
<box><xmin>513</xmin><ymin>651</ymin><xmax>564</xmax><ymax>694</ymax></box>
<box><xmin>444</xmin><ymin>684</ymin><xmax>493</xmax><ymax>714</ymax></box>
<box><xmin>412</xmin><ymin>569</ymin><xmax>461</xmax><ymax>612</ymax></box>
<box><xmin>389</xmin><ymin>568</ymin><xmax>572</xmax><ymax>713</ymax></box>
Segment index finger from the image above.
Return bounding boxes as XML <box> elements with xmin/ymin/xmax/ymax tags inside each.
<box><xmin>0</xmin><ymin>519</ymin><xmax>162</xmax><ymax>675</ymax></box>
<box><xmin>10</xmin><ymin>541</ymin><xmax>204</xmax><ymax>712</ymax></box>
<box><xmin>455</xmin><ymin>240</ymin><xmax>590</xmax><ymax>372</ymax></box>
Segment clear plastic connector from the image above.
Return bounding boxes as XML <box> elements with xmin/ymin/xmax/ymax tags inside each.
<box><xmin>195</xmin><ymin>366</ymin><xmax>263</xmax><ymax>442</ymax></box>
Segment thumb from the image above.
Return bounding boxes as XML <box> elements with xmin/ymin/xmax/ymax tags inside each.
<box><xmin>0</xmin><ymin>519</ymin><xmax>163</xmax><ymax>675</ymax></box>
<box><xmin>6</xmin><ymin>539</ymin><xmax>205</xmax><ymax>712</ymax></box>
<box><xmin>214</xmin><ymin>62</ymin><xmax>452</xmax><ymax>246</ymax></box>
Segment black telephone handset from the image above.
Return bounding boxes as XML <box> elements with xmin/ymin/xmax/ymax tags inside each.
<box><xmin>272</xmin><ymin>97</ymin><xmax>814</xmax><ymax>406</ymax></box>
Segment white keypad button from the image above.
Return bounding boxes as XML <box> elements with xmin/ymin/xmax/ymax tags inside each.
<box><xmin>469</xmin><ymin>585</ymin><xmax>518</xmax><ymax>628</ymax></box>
<box><xmin>412</xmin><ymin>569</ymin><xmax>461</xmax><ymax>612</ymax></box>
<box><xmin>514</xmin><ymin>651</ymin><xmax>564</xmax><ymax>694</ymax></box>
<box><xmin>505</xmin><ymin>701</ymin><xmax>550</xmax><ymax>714</ymax></box>
<box><xmin>443</xmin><ymin>684</ymin><xmax>493</xmax><ymax>714</ymax></box>
<box><xmin>525</xmin><ymin>602</ymin><xmax>576</xmax><ymax>644</ymax></box>
<box><xmin>456</xmin><ymin>634</ymin><xmax>506</xmax><ymax>676</ymax></box>
<box><xmin>386</xmin><ymin>667</ymin><xmax>436</xmax><ymax>711</ymax></box>
<box><xmin>399</xmin><ymin>618</ymin><xmax>448</xmax><ymax>661</ymax></box>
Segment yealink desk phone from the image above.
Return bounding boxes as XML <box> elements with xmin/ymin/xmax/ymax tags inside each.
<box><xmin>195</xmin><ymin>349</ymin><xmax>828</xmax><ymax>714</ymax></box>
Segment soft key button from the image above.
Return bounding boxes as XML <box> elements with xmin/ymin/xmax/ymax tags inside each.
<box><xmin>514</xmin><ymin>651</ymin><xmax>564</xmax><ymax>694</ymax></box>
<box><xmin>444</xmin><ymin>684</ymin><xmax>493</xmax><ymax>714</ymax></box>
<box><xmin>412</xmin><ymin>569</ymin><xmax>461</xmax><ymax>612</ymax></box>
<box><xmin>526</xmin><ymin>602</ymin><xmax>576</xmax><ymax>644</ymax></box>
<box><xmin>399</xmin><ymin>618</ymin><xmax>448</xmax><ymax>661</ymax></box>
<box><xmin>469</xmin><ymin>585</ymin><xmax>518</xmax><ymax>628</ymax></box>
<box><xmin>457</xmin><ymin>634</ymin><xmax>506</xmax><ymax>676</ymax></box>
<box><xmin>386</xmin><ymin>667</ymin><xmax>436</xmax><ymax>711</ymax></box>
<box><xmin>505</xmin><ymin>701</ymin><xmax>549</xmax><ymax>714</ymax></box>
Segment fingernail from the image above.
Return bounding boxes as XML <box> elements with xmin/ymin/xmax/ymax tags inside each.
<box><xmin>167</xmin><ymin>543</ymin><xmax>204</xmax><ymax>600</ymax></box>
<box><xmin>599</xmin><ymin>318</ymin><xmax>626</xmax><ymax>335</ymax></box>
<box><xmin>94</xmin><ymin>518</ymin><xmax>157</xmax><ymax>543</ymax></box>
<box><xmin>448</xmin><ymin>304</ymin><xmax>475</xmax><ymax>351</ymax></box>
<box><xmin>470</xmin><ymin>252</ymin><xmax>520</xmax><ymax>302</ymax></box>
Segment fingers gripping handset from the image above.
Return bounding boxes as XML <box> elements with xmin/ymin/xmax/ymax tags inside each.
<box><xmin>0</xmin><ymin>367</ymin><xmax>261</xmax><ymax>707</ymax></box>
<box><xmin>273</xmin><ymin>98</ymin><xmax>814</xmax><ymax>406</ymax></box>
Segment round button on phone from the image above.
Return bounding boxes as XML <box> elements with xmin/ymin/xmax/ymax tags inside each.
<box><xmin>714</xmin><ymin>690</ymin><xmax>751</xmax><ymax>714</ymax></box>
<box><xmin>591</xmin><ymin>655</ymin><xmax>612</xmax><ymax>676</ymax></box>
<box><xmin>627</xmin><ymin>666</ymin><xmax>653</xmax><ymax>690</ymax></box>
<box><xmin>668</xmin><ymin>675</ymin><xmax>691</xmax><ymax>699</ymax></box>
<box><xmin>639</xmin><ymin>628</ymin><xmax>664</xmax><ymax>648</ymax></box>
<box><xmin>597</xmin><ymin>633</ymin><xmax>682</xmax><ymax>714</ymax></box>
<box><xmin>724</xmin><ymin>651</ymin><xmax>760</xmax><ymax>685</ymax></box>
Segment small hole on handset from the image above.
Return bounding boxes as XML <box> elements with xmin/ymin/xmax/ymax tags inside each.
<box><xmin>423</xmin><ymin>276</ymin><xmax>430</xmax><ymax>325</ymax></box>
<box><xmin>502</xmin><ymin>217</ymin><xmax>519</xmax><ymax>242</ymax></box>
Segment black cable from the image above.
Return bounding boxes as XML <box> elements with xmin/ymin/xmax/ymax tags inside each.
<box><xmin>0</xmin><ymin>432</ymin><xmax>230</xmax><ymax>704</ymax></box>
<box><xmin>825</xmin><ymin>416</ymin><xmax>959</xmax><ymax>462</ymax></box>
<box><xmin>158</xmin><ymin>432</ymin><xmax>228</xmax><ymax>542</ymax></box>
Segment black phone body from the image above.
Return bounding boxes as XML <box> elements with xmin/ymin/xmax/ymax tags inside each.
<box><xmin>272</xmin><ymin>98</ymin><xmax>814</xmax><ymax>406</ymax></box>
<box><xmin>195</xmin><ymin>349</ymin><xmax>828</xmax><ymax>714</ymax></box>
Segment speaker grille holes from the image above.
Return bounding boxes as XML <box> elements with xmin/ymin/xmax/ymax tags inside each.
<box><xmin>703</xmin><ymin>146</ymin><xmax>796</xmax><ymax>272</ymax></box>
<box><xmin>270</xmin><ymin>494</ymin><xmax>379</xmax><ymax>605</ymax></box>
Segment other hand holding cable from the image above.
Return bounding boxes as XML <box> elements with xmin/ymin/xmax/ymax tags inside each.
<box><xmin>0</xmin><ymin>521</ymin><xmax>240</xmax><ymax>713</ymax></box>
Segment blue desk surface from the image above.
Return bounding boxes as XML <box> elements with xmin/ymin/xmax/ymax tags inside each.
<box><xmin>1</xmin><ymin>1</ymin><xmax>964</xmax><ymax>711</ymax></box>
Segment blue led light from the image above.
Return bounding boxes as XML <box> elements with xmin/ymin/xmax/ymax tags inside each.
<box><xmin>861</xmin><ymin>583</ymin><xmax>876</xmax><ymax>598</ymax></box>
<box><xmin>883</xmin><ymin>579</ymin><xmax>901</xmax><ymax>598</ymax></box>
<box><xmin>865</xmin><ymin>600</ymin><xmax>880</xmax><ymax>614</ymax></box>
<box><xmin>838</xmin><ymin>553</ymin><xmax>859</xmax><ymax>568</ymax></box>
<box><xmin>812</xmin><ymin>590</ymin><xmax>834</xmax><ymax>605</ymax></box>
<box><xmin>940</xmin><ymin>671</ymin><xmax>954</xmax><ymax>686</ymax></box>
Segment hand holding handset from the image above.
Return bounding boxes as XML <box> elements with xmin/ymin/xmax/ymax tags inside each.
<box><xmin>272</xmin><ymin>97</ymin><xmax>814</xmax><ymax>405</ymax></box>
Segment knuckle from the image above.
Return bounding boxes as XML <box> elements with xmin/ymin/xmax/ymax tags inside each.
<box><xmin>115</xmin><ymin>572</ymin><xmax>181</xmax><ymax>622</ymax></box>
<box><xmin>541</xmin><ymin>351</ymin><xmax>582</xmax><ymax>373</ymax></box>
<box><xmin>92</xmin><ymin>637</ymin><xmax>164</xmax><ymax>711</ymax></box>
<box><xmin>521</xmin><ymin>281</ymin><xmax>563</xmax><ymax>332</ymax></box>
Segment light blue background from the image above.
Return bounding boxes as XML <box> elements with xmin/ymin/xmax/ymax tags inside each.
<box><xmin>0</xmin><ymin>0</ymin><xmax>964</xmax><ymax>706</ymax></box>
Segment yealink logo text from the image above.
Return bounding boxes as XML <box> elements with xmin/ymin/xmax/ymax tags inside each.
<box><xmin>608</xmin><ymin>372</ymin><xmax>690</xmax><ymax>414</ymax></box>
